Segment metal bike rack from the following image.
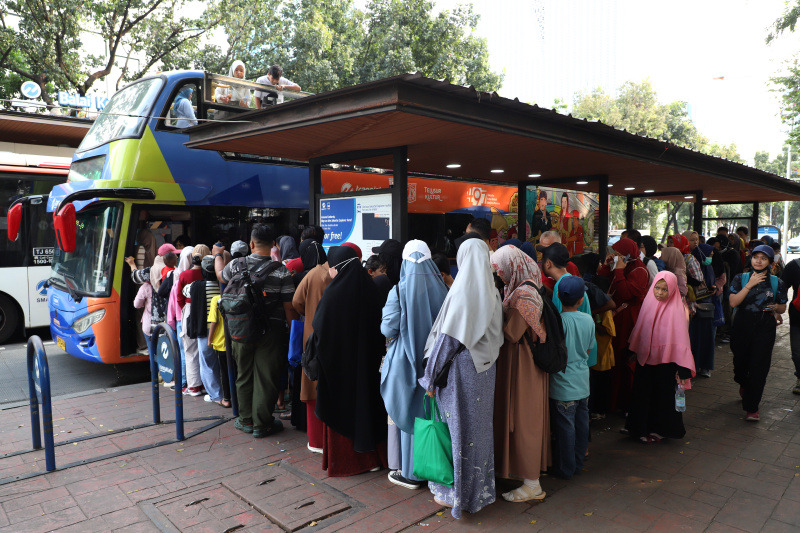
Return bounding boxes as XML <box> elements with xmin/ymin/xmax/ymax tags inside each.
<box><xmin>26</xmin><ymin>335</ymin><xmax>55</xmax><ymax>471</ymax></box>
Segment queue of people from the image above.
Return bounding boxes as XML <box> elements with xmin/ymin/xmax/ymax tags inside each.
<box><xmin>127</xmin><ymin>219</ymin><xmax>792</xmax><ymax>520</ymax></box>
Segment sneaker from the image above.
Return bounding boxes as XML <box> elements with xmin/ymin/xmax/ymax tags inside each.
<box><xmin>590</xmin><ymin>412</ymin><xmax>606</xmax><ymax>421</ymax></box>
<box><xmin>794</xmin><ymin>379</ymin><xmax>800</xmax><ymax>395</ymax></box>
<box><xmin>698</xmin><ymin>369</ymin><xmax>711</xmax><ymax>378</ymax></box>
<box><xmin>721</xmin><ymin>335</ymin><xmax>731</xmax><ymax>343</ymax></box>
<box><xmin>253</xmin><ymin>419</ymin><xmax>284</xmax><ymax>439</ymax></box>
<box><xmin>307</xmin><ymin>443</ymin><xmax>323</xmax><ymax>454</ymax></box>
<box><xmin>388</xmin><ymin>470</ymin><xmax>423</xmax><ymax>490</ymax></box>
<box><xmin>203</xmin><ymin>394</ymin><xmax>214</xmax><ymax>402</ymax></box>
<box><xmin>163</xmin><ymin>381</ymin><xmax>174</xmax><ymax>388</ymax></box>
<box><xmin>183</xmin><ymin>387</ymin><xmax>204</xmax><ymax>397</ymax></box>
<box><xmin>234</xmin><ymin>418</ymin><xmax>253</xmax><ymax>433</ymax></box>
<box><xmin>745</xmin><ymin>411</ymin><xmax>760</xmax><ymax>421</ymax></box>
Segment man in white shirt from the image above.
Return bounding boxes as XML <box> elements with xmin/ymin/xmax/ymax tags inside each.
<box><xmin>255</xmin><ymin>65</ymin><xmax>301</xmax><ymax>108</ymax></box>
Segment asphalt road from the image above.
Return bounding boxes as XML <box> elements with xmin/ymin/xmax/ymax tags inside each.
<box><xmin>0</xmin><ymin>327</ymin><xmax>151</xmax><ymax>407</ymax></box>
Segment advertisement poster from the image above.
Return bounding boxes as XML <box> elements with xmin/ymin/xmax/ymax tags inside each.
<box><xmin>526</xmin><ymin>186</ymin><xmax>599</xmax><ymax>256</ymax></box>
<box><xmin>319</xmin><ymin>193</ymin><xmax>392</xmax><ymax>253</ymax></box>
<box><xmin>321</xmin><ymin>170</ymin><xmax>518</xmax><ymax>215</ymax></box>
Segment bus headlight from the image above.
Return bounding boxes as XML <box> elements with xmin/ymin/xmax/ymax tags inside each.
<box><xmin>72</xmin><ymin>310</ymin><xmax>105</xmax><ymax>334</ymax></box>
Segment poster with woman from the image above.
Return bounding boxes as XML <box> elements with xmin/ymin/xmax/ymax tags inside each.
<box><xmin>526</xmin><ymin>186</ymin><xmax>598</xmax><ymax>256</ymax></box>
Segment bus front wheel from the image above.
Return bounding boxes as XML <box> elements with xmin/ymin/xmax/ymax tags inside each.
<box><xmin>0</xmin><ymin>294</ymin><xmax>20</xmax><ymax>344</ymax></box>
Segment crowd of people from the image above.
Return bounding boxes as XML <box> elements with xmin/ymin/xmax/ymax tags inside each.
<box><xmin>126</xmin><ymin>218</ymin><xmax>793</xmax><ymax>520</ymax></box>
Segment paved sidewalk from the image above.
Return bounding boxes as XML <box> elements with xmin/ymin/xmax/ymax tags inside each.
<box><xmin>0</xmin><ymin>324</ymin><xmax>799</xmax><ymax>532</ymax></box>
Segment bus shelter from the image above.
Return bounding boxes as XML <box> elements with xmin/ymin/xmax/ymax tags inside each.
<box><xmin>186</xmin><ymin>73</ymin><xmax>800</xmax><ymax>251</ymax></box>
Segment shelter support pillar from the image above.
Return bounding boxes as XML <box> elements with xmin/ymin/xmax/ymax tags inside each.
<box><xmin>752</xmin><ymin>202</ymin><xmax>760</xmax><ymax>237</ymax></box>
<box><xmin>308</xmin><ymin>162</ymin><xmax>322</xmax><ymax>226</ymax></box>
<box><xmin>392</xmin><ymin>146</ymin><xmax>408</xmax><ymax>243</ymax></box>
<box><xmin>598</xmin><ymin>175</ymin><xmax>609</xmax><ymax>254</ymax></box>
<box><xmin>693</xmin><ymin>193</ymin><xmax>704</xmax><ymax>234</ymax></box>
<box><xmin>518</xmin><ymin>182</ymin><xmax>527</xmax><ymax>242</ymax></box>
<box><xmin>626</xmin><ymin>195</ymin><xmax>634</xmax><ymax>232</ymax></box>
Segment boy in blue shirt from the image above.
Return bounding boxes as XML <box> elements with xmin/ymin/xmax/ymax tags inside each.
<box><xmin>549</xmin><ymin>275</ymin><xmax>597</xmax><ymax>480</ymax></box>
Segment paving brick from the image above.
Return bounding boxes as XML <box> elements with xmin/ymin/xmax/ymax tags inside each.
<box><xmin>101</xmin><ymin>506</ymin><xmax>151</xmax><ymax>529</ymax></box>
<box><xmin>1</xmin><ymin>486</ymin><xmax>69</xmax><ymax>513</ymax></box>
<box><xmin>761</xmin><ymin>518</ymin><xmax>800</xmax><ymax>533</ymax></box>
<box><xmin>74</xmin><ymin>485</ymin><xmax>132</xmax><ymax>518</ymax></box>
<box><xmin>769</xmin><ymin>498</ymin><xmax>800</xmax><ymax>527</ymax></box>
<box><xmin>644</xmin><ymin>489</ymin><xmax>720</xmax><ymax>523</ymax></box>
<box><xmin>714</xmin><ymin>489</ymin><xmax>778</xmax><ymax>532</ymax></box>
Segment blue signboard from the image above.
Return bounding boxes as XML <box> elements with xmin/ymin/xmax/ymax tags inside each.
<box><xmin>156</xmin><ymin>332</ymin><xmax>175</xmax><ymax>384</ymax></box>
<box><xmin>319</xmin><ymin>198</ymin><xmax>357</xmax><ymax>246</ymax></box>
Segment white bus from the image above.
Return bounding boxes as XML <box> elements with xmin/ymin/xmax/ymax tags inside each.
<box><xmin>0</xmin><ymin>152</ymin><xmax>71</xmax><ymax>342</ymax></box>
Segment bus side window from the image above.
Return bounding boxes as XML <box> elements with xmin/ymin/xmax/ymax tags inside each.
<box><xmin>164</xmin><ymin>82</ymin><xmax>201</xmax><ymax>129</ymax></box>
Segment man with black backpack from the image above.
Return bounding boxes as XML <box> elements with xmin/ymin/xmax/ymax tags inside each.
<box><xmin>213</xmin><ymin>224</ymin><xmax>299</xmax><ymax>438</ymax></box>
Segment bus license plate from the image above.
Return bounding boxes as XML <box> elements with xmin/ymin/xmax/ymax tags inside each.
<box><xmin>56</xmin><ymin>336</ymin><xmax>66</xmax><ymax>351</ymax></box>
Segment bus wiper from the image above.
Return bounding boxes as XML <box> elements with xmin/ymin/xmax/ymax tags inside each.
<box><xmin>64</xmin><ymin>275</ymin><xmax>83</xmax><ymax>303</ymax></box>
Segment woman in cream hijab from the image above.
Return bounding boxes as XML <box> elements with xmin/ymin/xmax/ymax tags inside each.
<box><xmin>215</xmin><ymin>60</ymin><xmax>250</xmax><ymax>108</ymax></box>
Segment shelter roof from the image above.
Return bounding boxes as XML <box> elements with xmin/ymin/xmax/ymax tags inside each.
<box><xmin>187</xmin><ymin>73</ymin><xmax>800</xmax><ymax>203</ymax></box>
<box><xmin>0</xmin><ymin>110</ymin><xmax>93</xmax><ymax>148</ymax></box>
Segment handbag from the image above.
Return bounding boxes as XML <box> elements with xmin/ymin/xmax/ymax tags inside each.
<box><xmin>432</xmin><ymin>343</ymin><xmax>467</xmax><ymax>389</ymax></box>
<box><xmin>694</xmin><ymin>301</ymin><xmax>715</xmax><ymax>319</ymax></box>
<box><xmin>301</xmin><ymin>331</ymin><xmax>320</xmax><ymax>380</ymax></box>
<box><xmin>412</xmin><ymin>395</ymin><xmax>454</xmax><ymax>487</ymax></box>
<box><xmin>288</xmin><ymin>320</ymin><xmax>304</xmax><ymax>367</ymax></box>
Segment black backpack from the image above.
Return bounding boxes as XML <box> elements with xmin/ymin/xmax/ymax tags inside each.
<box><xmin>219</xmin><ymin>257</ymin><xmax>283</xmax><ymax>344</ymax></box>
<box><xmin>520</xmin><ymin>281</ymin><xmax>568</xmax><ymax>374</ymax></box>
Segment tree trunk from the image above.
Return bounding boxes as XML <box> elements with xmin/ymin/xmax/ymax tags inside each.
<box><xmin>661</xmin><ymin>202</ymin><xmax>681</xmax><ymax>243</ymax></box>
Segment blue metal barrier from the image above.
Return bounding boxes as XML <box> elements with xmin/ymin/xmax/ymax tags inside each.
<box><xmin>152</xmin><ymin>323</ymin><xmax>184</xmax><ymax>441</ymax></box>
<box><xmin>26</xmin><ymin>335</ymin><xmax>55</xmax><ymax>471</ymax></box>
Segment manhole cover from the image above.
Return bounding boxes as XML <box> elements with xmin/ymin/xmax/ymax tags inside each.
<box><xmin>141</xmin><ymin>461</ymin><xmax>355</xmax><ymax>532</ymax></box>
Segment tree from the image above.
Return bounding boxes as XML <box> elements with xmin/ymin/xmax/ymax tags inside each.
<box><xmin>200</xmin><ymin>0</ymin><xmax>504</xmax><ymax>94</ymax></box>
<box><xmin>0</xmin><ymin>0</ymin><xmax>227</xmax><ymax>106</ymax></box>
<box><xmin>571</xmin><ymin>79</ymin><xmax>743</xmax><ymax>239</ymax></box>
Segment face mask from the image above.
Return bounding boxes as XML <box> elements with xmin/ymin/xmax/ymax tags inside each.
<box><xmin>702</xmin><ymin>257</ymin><xmax>712</xmax><ymax>266</ymax></box>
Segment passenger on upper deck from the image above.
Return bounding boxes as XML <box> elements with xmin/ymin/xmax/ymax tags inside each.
<box><xmin>215</xmin><ymin>60</ymin><xmax>251</xmax><ymax>108</ymax></box>
<box><xmin>255</xmin><ymin>65</ymin><xmax>301</xmax><ymax>108</ymax></box>
<box><xmin>174</xmin><ymin>87</ymin><xmax>198</xmax><ymax>128</ymax></box>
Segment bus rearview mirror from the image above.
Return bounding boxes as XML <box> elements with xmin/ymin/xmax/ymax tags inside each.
<box><xmin>7</xmin><ymin>203</ymin><xmax>21</xmax><ymax>242</ymax></box>
<box><xmin>54</xmin><ymin>203</ymin><xmax>76</xmax><ymax>253</ymax></box>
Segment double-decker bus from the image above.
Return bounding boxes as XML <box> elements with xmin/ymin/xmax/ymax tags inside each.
<box><xmin>0</xmin><ymin>151</ymin><xmax>73</xmax><ymax>343</ymax></box>
<box><xmin>11</xmin><ymin>71</ymin><xmax>312</xmax><ymax>364</ymax></box>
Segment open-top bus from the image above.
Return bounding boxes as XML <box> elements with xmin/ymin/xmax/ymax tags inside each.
<box><xmin>9</xmin><ymin>71</ymin><xmax>312</xmax><ymax>363</ymax></box>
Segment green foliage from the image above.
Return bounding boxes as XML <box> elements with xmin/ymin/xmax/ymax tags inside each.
<box><xmin>766</xmin><ymin>2</ymin><xmax>800</xmax><ymax>43</ymax></box>
<box><xmin>202</xmin><ymin>0</ymin><xmax>503</xmax><ymax>93</ymax></box>
<box><xmin>0</xmin><ymin>0</ymin><xmax>226</xmax><ymax>106</ymax></box>
<box><xmin>572</xmin><ymin>79</ymin><xmax>744</xmax><ymax>239</ymax></box>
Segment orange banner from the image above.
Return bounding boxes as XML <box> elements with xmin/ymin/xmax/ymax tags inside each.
<box><xmin>321</xmin><ymin>170</ymin><xmax>518</xmax><ymax>214</ymax></box>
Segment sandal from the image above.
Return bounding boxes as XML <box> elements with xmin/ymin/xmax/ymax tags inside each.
<box><xmin>640</xmin><ymin>434</ymin><xmax>662</xmax><ymax>444</ymax></box>
<box><xmin>218</xmin><ymin>399</ymin><xmax>231</xmax><ymax>408</ymax></box>
<box><xmin>502</xmin><ymin>484</ymin><xmax>546</xmax><ymax>503</ymax></box>
<box><xmin>274</xmin><ymin>405</ymin><xmax>290</xmax><ymax>413</ymax></box>
<box><xmin>279</xmin><ymin>411</ymin><xmax>293</xmax><ymax>420</ymax></box>
<box><xmin>434</xmin><ymin>497</ymin><xmax>453</xmax><ymax>508</ymax></box>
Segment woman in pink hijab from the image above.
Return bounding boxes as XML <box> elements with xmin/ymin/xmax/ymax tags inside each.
<box><xmin>624</xmin><ymin>271</ymin><xmax>695</xmax><ymax>444</ymax></box>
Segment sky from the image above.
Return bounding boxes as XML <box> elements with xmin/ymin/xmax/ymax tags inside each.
<box><xmin>420</xmin><ymin>0</ymin><xmax>798</xmax><ymax>166</ymax></box>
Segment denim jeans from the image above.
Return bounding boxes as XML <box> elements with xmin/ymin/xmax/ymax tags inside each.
<box><xmin>197</xmin><ymin>336</ymin><xmax>223</xmax><ymax>401</ymax></box>
<box><xmin>550</xmin><ymin>397</ymin><xmax>589</xmax><ymax>480</ymax></box>
<box><xmin>176</xmin><ymin>321</ymin><xmax>188</xmax><ymax>388</ymax></box>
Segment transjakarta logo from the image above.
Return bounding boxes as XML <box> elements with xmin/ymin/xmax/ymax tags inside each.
<box><xmin>469</xmin><ymin>187</ymin><xmax>488</xmax><ymax>206</ymax></box>
<box><xmin>341</xmin><ymin>182</ymin><xmax>380</xmax><ymax>192</ymax></box>
<box><xmin>36</xmin><ymin>279</ymin><xmax>48</xmax><ymax>295</ymax></box>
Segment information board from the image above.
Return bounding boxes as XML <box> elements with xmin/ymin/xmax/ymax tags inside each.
<box><xmin>319</xmin><ymin>193</ymin><xmax>392</xmax><ymax>253</ymax></box>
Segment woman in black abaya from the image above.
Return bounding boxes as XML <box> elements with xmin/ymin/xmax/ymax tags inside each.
<box><xmin>312</xmin><ymin>246</ymin><xmax>388</xmax><ymax>476</ymax></box>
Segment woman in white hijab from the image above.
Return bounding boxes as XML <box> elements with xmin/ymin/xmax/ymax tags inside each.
<box><xmin>215</xmin><ymin>60</ymin><xmax>250</xmax><ymax>108</ymax></box>
<box><xmin>419</xmin><ymin>238</ymin><xmax>504</xmax><ymax>519</ymax></box>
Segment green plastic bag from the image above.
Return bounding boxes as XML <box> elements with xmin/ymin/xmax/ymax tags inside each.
<box><xmin>412</xmin><ymin>395</ymin><xmax>454</xmax><ymax>487</ymax></box>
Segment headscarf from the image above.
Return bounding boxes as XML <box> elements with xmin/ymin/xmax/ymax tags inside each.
<box><xmin>490</xmin><ymin>245</ymin><xmax>547</xmax><ymax>342</ymax></box>
<box><xmin>424</xmin><ymin>238</ymin><xmax>504</xmax><ymax>373</ymax></box>
<box><xmin>612</xmin><ymin>238</ymin><xmax>640</xmax><ymax>262</ymax></box>
<box><xmin>341</xmin><ymin>242</ymin><xmax>363</xmax><ymax>259</ymax></box>
<box><xmin>682</xmin><ymin>230</ymin><xmax>698</xmax><ymax>250</ymax></box>
<box><xmin>380</xmin><ymin>240</ymin><xmax>449</xmax><ymax>434</ymax></box>
<box><xmin>628</xmin><ymin>271</ymin><xmax>695</xmax><ymax>376</ymax></box>
<box><xmin>227</xmin><ymin>60</ymin><xmax>250</xmax><ymax>102</ymax></box>
<box><xmin>727</xmin><ymin>232</ymin><xmax>741</xmax><ymax>252</ymax></box>
<box><xmin>136</xmin><ymin>228</ymin><xmax>157</xmax><ymax>269</ymax></box>
<box><xmin>286</xmin><ymin>258</ymin><xmax>303</xmax><ymax>273</ymax></box>
<box><xmin>696</xmin><ymin>243</ymin><xmax>716</xmax><ymax>287</ymax></box>
<box><xmin>520</xmin><ymin>241</ymin><xmax>537</xmax><ymax>260</ymax></box>
<box><xmin>669</xmin><ymin>234</ymin><xmax>690</xmax><ymax>254</ymax></box>
<box><xmin>299</xmin><ymin>239</ymin><xmax>326</xmax><ymax>270</ymax></box>
<box><xmin>278</xmin><ymin>236</ymin><xmax>300</xmax><ymax>261</ymax></box>
<box><xmin>167</xmin><ymin>246</ymin><xmax>194</xmax><ymax>329</ymax></box>
<box><xmin>175</xmin><ymin>87</ymin><xmax>193</xmax><ymax>105</ymax></box>
<box><xmin>660</xmin><ymin>246</ymin><xmax>688</xmax><ymax>297</ymax></box>
<box><xmin>312</xmin><ymin>246</ymin><xmax>386</xmax><ymax>452</ymax></box>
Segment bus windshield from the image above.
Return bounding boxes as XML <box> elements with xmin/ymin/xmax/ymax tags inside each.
<box><xmin>50</xmin><ymin>203</ymin><xmax>120</xmax><ymax>297</ymax></box>
<box><xmin>77</xmin><ymin>77</ymin><xmax>164</xmax><ymax>153</ymax></box>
